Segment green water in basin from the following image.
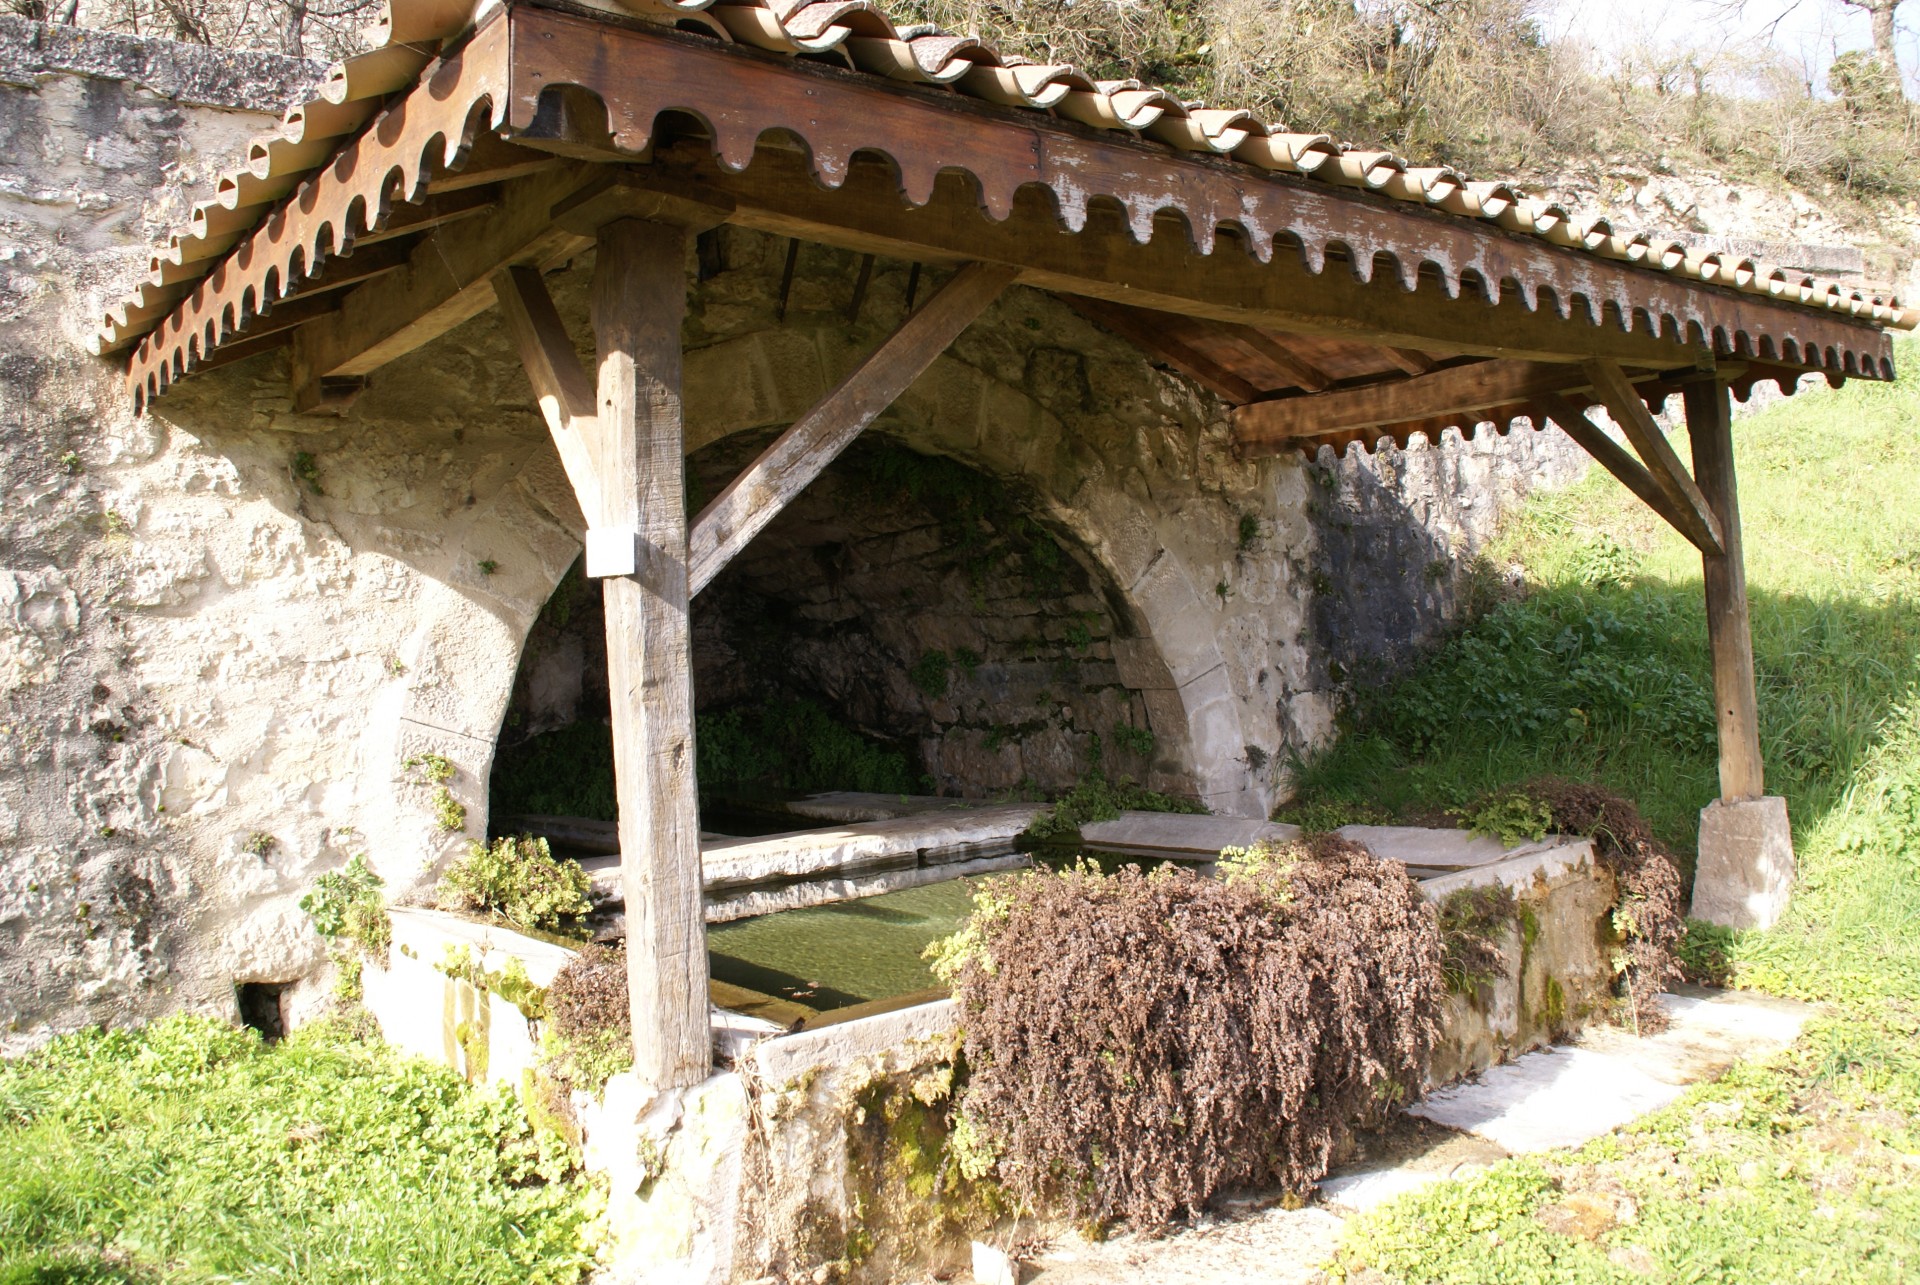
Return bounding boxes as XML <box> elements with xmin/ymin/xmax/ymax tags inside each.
<box><xmin>707</xmin><ymin>875</ymin><xmax>991</xmax><ymax>1011</ymax></box>
<box><xmin>703</xmin><ymin>850</ymin><xmax>1185</xmax><ymax>1013</ymax></box>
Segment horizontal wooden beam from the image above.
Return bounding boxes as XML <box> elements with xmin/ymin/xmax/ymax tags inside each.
<box><xmin>1222</xmin><ymin>328</ymin><xmax>1334</xmax><ymax>393</ymax></box>
<box><xmin>1232</xmin><ymin>357</ymin><xmax>1590</xmax><ymax>453</ymax></box>
<box><xmin>1583</xmin><ymin>358</ymin><xmax>1724</xmax><ymax>554</ymax></box>
<box><xmin>288</xmin><ymin>165</ymin><xmax>601</xmax><ymax>412</ymax></box>
<box><xmin>1537</xmin><ymin>393</ymin><xmax>1722</xmax><ymax>555</ymax></box>
<box><xmin>688</xmin><ymin>261</ymin><xmax>1019</xmax><ymax>594</ymax></box>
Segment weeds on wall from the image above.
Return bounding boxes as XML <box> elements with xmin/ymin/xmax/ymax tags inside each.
<box><xmin>698</xmin><ymin>698</ymin><xmax>918</xmax><ymax>797</ymax></box>
<box><xmin>438</xmin><ymin>836</ymin><xmax>593</xmax><ymax>937</ymax></box>
<box><xmin>541</xmin><ymin>945</ymin><xmax>635</xmax><ymax>1095</ymax></box>
<box><xmin>300</xmin><ymin>853</ymin><xmax>391</xmax><ymax>1000</ymax></box>
<box><xmin>1436</xmin><ymin>884</ymin><xmax>1519</xmax><ymax>997</ymax></box>
<box><xmin>932</xmin><ymin>836</ymin><xmax>1443</xmax><ymax>1226</ymax></box>
<box><xmin>1520</xmin><ymin>778</ymin><xmax>1685</xmax><ymax>1031</ymax></box>
<box><xmin>1022</xmin><ymin>769</ymin><xmax>1203</xmax><ymax>842</ymax></box>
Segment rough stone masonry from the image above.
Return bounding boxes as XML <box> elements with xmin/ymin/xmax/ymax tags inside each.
<box><xmin>0</xmin><ymin>17</ymin><xmax>1584</xmax><ymax>1047</ymax></box>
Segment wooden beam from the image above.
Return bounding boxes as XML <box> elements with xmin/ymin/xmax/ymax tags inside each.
<box><xmin>593</xmin><ymin>216</ymin><xmax>711</xmax><ymax>1090</ymax></box>
<box><xmin>1537</xmin><ymin>393</ymin><xmax>1721</xmax><ymax>554</ymax></box>
<box><xmin>288</xmin><ymin>165</ymin><xmax>599</xmax><ymax>412</ymax></box>
<box><xmin>490</xmin><ymin>264</ymin><xmax>602</xmax><ymax>523</ymax></box>
<box><xmin>658</xmin><ymin>146</ymin><xmax>1724</xmax><ymax>370</ymax></box>
<box><xmin>1223</xmin><ymin>328</ymin><xmax>1334</xmax><ymax>392</ymax></box>
<box><xmin>688</xmin><ymin>262</ymin><xmax>1017</xmax><ymax>595</ymax></box>
<box><xmin>1232</xmin><ymin>357</ymin><xmax>1587</xmax><ymax>453</ymax></box>
<box><xmin>352</xmin><ymin>187</ymin><xmax>499</xmax><ymax>248</ymax></box>
<box><xmin>1686</xmin><ymin>378</ymin><xmax>1765</xmax><ymax>801</ymax></box>
<box><xmin>1582</xmin><ymin>359</ymin><xmax>1724</xmax><ymax>553</ymax></box>
<box><xmin>1382</xmin><ymin>346</ymin><xmax>1440</xmax><ymax>375</ymax></box>
<box><xmin>1064</xmin><ymin>296</ymin><xmax>1262</xmax><ymax>403</ymax></box>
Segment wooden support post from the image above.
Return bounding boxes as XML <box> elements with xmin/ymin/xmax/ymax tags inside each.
<box><xmin>1583</xmin><ymin>359</ymin><xmax>1724</xmax><ymax>554</ymax></box>
<box><xmin>593</xmin><ymin>217</ymin><xmax>710</xmax><ymax>1090</ymax></box>
<box><xmin>1684</xmin><ymin>376</ymin><xmax>1764</xmax><ymax>801</ymax></box>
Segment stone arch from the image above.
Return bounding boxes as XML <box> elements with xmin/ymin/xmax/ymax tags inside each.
<box><xmin>680</xmin><ymin>313</ymin><xmax>1266</xmax><ymax>816</ymax></box>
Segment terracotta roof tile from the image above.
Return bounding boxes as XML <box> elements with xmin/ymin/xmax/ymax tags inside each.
<box><xmin>98</xmin><ymin>0</ymin><xmax>1916</xmax><ymax>357</ymax></box>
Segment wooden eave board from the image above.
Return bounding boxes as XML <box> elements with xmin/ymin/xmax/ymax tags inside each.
<box><xmin>124</xmin><ymin>3</ymin><xmax>1898</xmax><ymax>417</ymax></box>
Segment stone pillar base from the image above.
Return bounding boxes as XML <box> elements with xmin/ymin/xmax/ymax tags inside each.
<box><xmin>1691</xmin><ymin>796</ymin><xmax>1795</xmax><ymax>930</ymax></box>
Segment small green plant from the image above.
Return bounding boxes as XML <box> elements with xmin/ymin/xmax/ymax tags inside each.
<box><xmin>405</xmin><ymin>753</ymin><xmax>457</xmax><ymax>785</ymax></box>
<box><xmin>1215</xmin><ymin>578</ymin><xmax>1232</xmax><ymax>603</ymax></box>
<box><xmin>953</xmin><ymin>646</ymin><xmax>983</xmax><ymax>678</ymax></box>
<box><xmin>292</xmin><ymin>451</ymin><xmax>323</xmax><ymax>496</ymax></box>
<box><xmin>1273</xmin><ymin>797</ymin><xmax>1392</xmax><ymax>831</ymax></box>
<box><xmin>1436</xmin><ymin>884</ymin><xmax>1518</xmax><ymax>995</ymax></box>
<box><xmin>433</xmin><ymin>788</ymin><xmax>467</xmax><ymax>833</ymax></box>
<box><xmin>910</xmin><ymin>650</ymin><xmax>952</xmax><ymax>697</ymax></box>
<box><xmin>300</xmin><ymin>853</ymin><xmax>392</xmax><ymax>985</ymax></box>
<box><xmin>1566</xmin><ymin>532</ymin><xmax>1640</xmax><ymax>588</ymax></box>
<box><xmin>437</xmin><ymin>946</ymin><xmax>550</xmax><ymax>1019</ymax></box>
<box><xmin>1110</xmin><ymin>722</ymin><xmax>1155</xmax><ymax>758</ymax></box>
<box><xmin>1452</xmin><ymin>788</ymin><xmax>1554</xmax><ymax>848</ymax></box>
<box><xmin>386</xmin><ymin>656</ymin><xmax>408</xmax><ymax>676</ymax></box>
<box><xmin>1237</xmin><ymin>512</ymin><xmax>1260</xmax><ymax>551</ymax></box>
<box><xmin>1023</xmin><ymin>769</ymin><xmax>1205</xmax><ymax>842</ymax></box>
<box><xmin>59</xmin><ymin>451</ymin><xmax>82</xmax><ymax>475</ymax></box>
<box><xmin>243</xmin><ymin>831</ymin><xmax>278</xmax><ymax>858</ymax></box>
<box><xmin>477</xmin><ymin>559</ymin><xmax>499</xmax><ymax>576</ymax></box>
<box><xmin>438</xmin><ymin>835</ymin><xmax>593</xmax><ymax>935</ymax></box>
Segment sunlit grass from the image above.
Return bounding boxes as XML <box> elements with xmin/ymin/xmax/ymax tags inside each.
<box><xmin>1321</xmin><ymin>339</ymin><xmax>1920</xmax><ymax>1281</ymax></box>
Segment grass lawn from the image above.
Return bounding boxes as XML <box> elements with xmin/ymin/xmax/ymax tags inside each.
<box><xmin>0</xmin><ymin>1016</ymin><xmax>601</xmax><ymax>1284</ymax></box>
<box><xmin>1311</xmin><ymin>339</ymin><xmax>1920</xmax><ymax>1282</ymax></box>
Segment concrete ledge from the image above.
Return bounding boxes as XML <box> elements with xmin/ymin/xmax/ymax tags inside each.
<box><xmin>1691</xmin><ymin>795</ymin><xmax>1795</xmax><ymax>930</ymax></box>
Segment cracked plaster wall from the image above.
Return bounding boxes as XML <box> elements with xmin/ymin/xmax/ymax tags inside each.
<box><xmin>0</xmin><ymin>29</ymin><xmax>1583</xmax><ymax>1044</ymax></box>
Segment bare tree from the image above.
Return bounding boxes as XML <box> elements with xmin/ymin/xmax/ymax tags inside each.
<box><xmin>1840</xmin><ymin>0</ymin><xmax>1905</xmax><ymax>76</ymax></box>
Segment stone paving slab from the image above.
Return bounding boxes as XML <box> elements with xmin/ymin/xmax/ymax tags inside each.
<box><xmin>1407</xmin><ymin>1045</ymin><xmax>1687</xmax><ymax>1152</ymax></box>
<box><xmin>1079</xmin><ymin>812</ymin><xmax>1300</xmax><ymax>859</ymax></box>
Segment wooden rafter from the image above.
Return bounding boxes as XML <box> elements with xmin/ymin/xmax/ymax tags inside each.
<box><xmin>1582</xmin><ymin>359</ymin><xmax>1724</xmax><ymax>554</ymax></box>
<box><xmin>288</xmin><ymin>165</ymin><xmax>603</xmax><ymax>412</ymax></box>
<box><xmin>688</xmin><ymin>261</ymin><xmax>1018</xmax><ymax>595</ymax></box>
<box><xmin>1063</xmin><ymin>296</ymin><xmax>1261</xmax><ymax>403</ymax></box>
<box><xmin>1220</xmin><ymin>329</ymin><xmax>1334</xmax><ymax>393</ymax></box>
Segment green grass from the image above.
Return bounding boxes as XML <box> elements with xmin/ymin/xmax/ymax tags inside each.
<box><xmin>1324</xmin><ymin>340</ymin><xmax>1920</xmax><ymax>1281</ymax></box>
<box><xmin>0</xmin><ymin>1015</ymin><xmax>600</xmax><ymax>1284</ymax></box>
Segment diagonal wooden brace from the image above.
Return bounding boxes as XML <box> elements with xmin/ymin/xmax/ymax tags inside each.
<box><xmin>1582</xmin><ymin>358</ymin><xmax>1724</xmax><ymax>555</ymax></box>
<box><xmin>686</xmin><ymin>261</ymin><xmax>1019</xmax><ymax>596</ymax></box>
<box><xmin>1538</xmin><ymin>393</ymin><xmax>1721</xmax><ymax>554</ymax></box>
<box><xmin>491</xmin><ymin>264</ymin><xmax>607</xmax><ymax>535</ymax></box>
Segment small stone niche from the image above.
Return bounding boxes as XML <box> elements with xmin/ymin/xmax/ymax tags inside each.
<box><xmin>235</xmin><ymin>980</ymin><xmax>292</xmax><ymax>1041</ymax></box>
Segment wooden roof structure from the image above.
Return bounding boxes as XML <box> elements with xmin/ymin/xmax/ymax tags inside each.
<box><xmin>107</xmin><ymin>0</ymin><xmax>1907</xmax><ymax>1088</ymax></box>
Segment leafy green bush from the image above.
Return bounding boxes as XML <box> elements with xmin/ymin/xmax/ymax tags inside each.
<box><xmin>1453</xmin><ymin>789</ymin><xmax>1554</xmax><ymax>848</ymax></box>
<box><xmin>0</xmin><ymin>1016</ymin><xmax>597</xmax><ymax>1284</ymax></box>
<box><xmin>438</xmin><ymin>836</ymin><xmax>593</xmax><ymax>935</ymax></box>
<box><xmin>542</xmin><ymin>945</ymin><xmax>635</xmax><ymax>1095</ymax></box>
<box><xmin>697</xmin><ymin>697</ymin><xmax>917</xmax><ymax>796</ymax></box>
<box><xmin>1023</xmin><ymin>770</ymin><xmax>1204</xmax><ymax>842</ymax></box>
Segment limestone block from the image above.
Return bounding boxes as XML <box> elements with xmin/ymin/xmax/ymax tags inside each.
<box><xmin>1691</xmin><ymin>796</ymin><xmax>1795</xmax><ymax>930</ymax></box>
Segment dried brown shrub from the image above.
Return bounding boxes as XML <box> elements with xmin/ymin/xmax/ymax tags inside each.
<box><xmin>942</xmin><ymin>835</ymin><xmax>1444</xmax><ymax>1227</ymax></box>
<box><xmin>1526</xmin><ymin>778</ymin><xmax>1685</xmax><ymax>1029</ymax></box>
<box><xmin>547</xmin><ymin>943</ymin><xmax>629</xmax><ymax>1043</ymax></box>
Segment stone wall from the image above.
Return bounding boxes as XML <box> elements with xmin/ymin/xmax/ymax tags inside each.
<box><xmin>0</xmin><ymin>23</ymin><xmax>1584</xmax><ymax>1044</ymax></box>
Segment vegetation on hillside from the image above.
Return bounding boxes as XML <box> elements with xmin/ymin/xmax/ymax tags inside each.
<box><xmin>0</xmin><ymin>1016</ymin><xmax>600</xmax><ymax>1284</ymax></box>
<box><xmin>1316</xmin><ymin>338</ymin><xmax>1920</xmax><ymax>1280</ymax></box>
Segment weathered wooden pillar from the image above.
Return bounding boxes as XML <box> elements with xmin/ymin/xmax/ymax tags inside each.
<box><xmin>1684</xmin><ymin>376</ymin><xmax>1794</xmax><ymax>929</ymax></box>
<box><xmin>592</xmin><ymin>217</ymin><xmax>710</xmax><ymax>1089</ymax></box>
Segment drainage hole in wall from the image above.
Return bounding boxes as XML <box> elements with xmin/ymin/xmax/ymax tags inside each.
<box><xmin>236</xmin><ymin>981</ymin><xmax>292</xmax><ymax>1041</ymax></box>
